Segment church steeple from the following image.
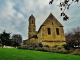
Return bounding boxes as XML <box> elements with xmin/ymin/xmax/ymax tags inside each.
<box><xmin>28</xmin><ymin>15</ymin><xmax>36</xmax><ymax>38</ymax></box>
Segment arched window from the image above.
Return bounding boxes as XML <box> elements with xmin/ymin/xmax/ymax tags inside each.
<box><xmin>56</xmin><ymin>28</ymin><xmax>59</xmax><ymax>35</ymax></box>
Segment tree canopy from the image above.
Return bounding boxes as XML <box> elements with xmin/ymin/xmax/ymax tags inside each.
<box><xmin>0</xmin><ymin>30</ymin><xmax>11</xmax><ymax>46</ymax></box>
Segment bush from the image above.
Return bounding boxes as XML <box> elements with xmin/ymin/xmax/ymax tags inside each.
<box><xmin>28</xmin><ymin>46</ymin><xmax>35</xmax><ymax>50</ymax></box>
<box><xmin>42</xmin><ymin>47</ymin><xmax>50</xmax><ymax>52</ymax></box>
<box><xmin>54</xmin><ymin>48</ymin><xmax>68</xmax><ymax>54</ymax></box>
<box><xmin>34</xmin><ymin>47</ymin><xmax>49</xmax><ymax>52</ymax></box>
<box><xmin>35</xmin><ymin>47</ymin><xmax>43</xmax><ymax>51</ymax></box>
<box><xmin>63</xmin><ymin>44</ymin><xmax>71</xmax><ymax>50</ymax></box>
<box><xmin>52</xmin><ymin>45</ymin><xmax>69</xmax><ymax>54</ymax></box>
<box><xmin>17</xmin><ymin>46</ymin><xmax>28</xmax><ymax>50</ymax></box>
<box><xmin>44</xmin><ymin>45</ymin><xmax>49</xmax><ymax>48</ymax></box>
<box><xmin>72</xmin><ymin>49</ymin><xmax>80</xmax><ymax>55</ymax></box>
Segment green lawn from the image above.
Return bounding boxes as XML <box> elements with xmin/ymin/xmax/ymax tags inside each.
<box><xmin>0</xmin><ymin>48</ymin><xmax>80</xmax><ymax>60</ymax></box>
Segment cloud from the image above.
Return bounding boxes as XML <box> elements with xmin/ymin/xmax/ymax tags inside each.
<box><xmin>0</xmin><ymin>0</ymin><xmax>80</xmax><ymax>40</ymax></box>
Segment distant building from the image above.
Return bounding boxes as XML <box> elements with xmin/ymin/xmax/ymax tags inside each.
<box><xmin>12</xmin><ymin>34</ymin><xmax>22</xmax><ymax>46</ymax></box>
<box><xmin>24</xmin><ymin>13</ymin><xmax>66</xmax><ymax>47</ymax></box>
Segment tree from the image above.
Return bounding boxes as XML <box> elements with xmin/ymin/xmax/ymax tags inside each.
<box><xmin>49</xmin><ymin>0</ymin><xmax>79</xmax><ymax>21</ymax></box>
<box><xmin>0</xmin><ymin>30</ymin><xmax>12</xmax><ymax>46</ymax></box>
<box><xmin>65</xmin><ymin>26</ymin><xmax>80</xmax><ymax>48</ymax></box>
<box><xmin>12</xmin><ymin>34</ymin><xmax>22</xmax><ymax>47</ymax></box>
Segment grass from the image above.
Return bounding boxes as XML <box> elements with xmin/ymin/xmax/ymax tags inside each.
<box><xmin>0</xmin><ymin>48</ymin><xmax>80</xmax><ymax>60</ymax></box>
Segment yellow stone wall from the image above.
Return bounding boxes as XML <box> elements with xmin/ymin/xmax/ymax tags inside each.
<box><xmin>42</xmin><ymin>41</ymin><xmax>66</xmax><ymax>47</ymax></box>
<box><xmin>37</xmin><ymin>13</ymin><xmax>66</xmax><ymax>47</ymax></box>
<box><xmin>37</xmin><ymin>25</ymin><xmax>66</xmax><ymax>47</ymax></box>
<box><xmin>38</xmin><ymin>25</ymin><xmax>65</xmax><ymax>40</ymax></box>
<box><xmin>27</xmin><ymin>13</ymin><xmax>66</xmax><ymax>47</ymax></box>
<box><xmin>28</xmin><ymin>15</ymin><xmax>36</xmax><ymax>39</ymax></box>
<box><xmin>30</xmin><ymin>38</ymin><xmax>38</xmax><ymax>46</ymax></box>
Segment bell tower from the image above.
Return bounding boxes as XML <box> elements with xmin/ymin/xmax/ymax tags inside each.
<box><xmin>28</xmin><ymin>15</ymin><xmax>36</xmax><ymax>39</ymax></box>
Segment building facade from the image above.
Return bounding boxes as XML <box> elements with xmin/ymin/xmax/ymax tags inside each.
<box><xmin>26</xmin><ymin>13</ymin><xmax>66</xmax><ymax>47</ymax></box>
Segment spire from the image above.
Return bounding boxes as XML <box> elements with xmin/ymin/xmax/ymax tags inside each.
<box><xmin>29</xmin><ymin>14</ymin><xmax>35</xmax><ymax>19</ymax></box>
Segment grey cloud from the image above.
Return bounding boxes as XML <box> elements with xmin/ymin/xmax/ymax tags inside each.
<box><xmin>0</xmin><ymin>0</ymin><xmax>80</xmax><ymax>40</ymax></box>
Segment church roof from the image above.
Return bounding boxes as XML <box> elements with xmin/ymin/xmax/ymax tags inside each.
<box><xmin>38</xmin><ymin>13</ymin><xmax>63</xmax><ymax>33</ymax></box>
<box><xmin>42</xmin><ymin>13</ymin><xmax>63</xmax><ymax>26</ymax></box>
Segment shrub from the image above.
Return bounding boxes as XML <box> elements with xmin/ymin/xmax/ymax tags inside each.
<box><xmin>34</xmin><ymin>47</ymin><xmax>49</xmax><ymax>52</ymax></box>
<box><xmin>35</xmin><ymin>47</ymin><xmax>43</xmax><ymax>51</ymax></box>
<box><xmin>28</xmin><ymin>46</ymin><xmax>35</xmax><ymax>50</ymax></box>
<box><xmin>63</xmin><ymin>44</ymin><xmax>71</xmax><ymax>50</ymax></box>
<box><xmin>52</xmin><ymin>45</ymin><xmax>69</xmax><ymax>54</ymax></box>
<box><xmin>17</xmin><ymin>45</ymin><xmax>28</xmax><ymax>50</ymax></box>
<box><xmin>72</xmin><ymin>49</ymin><xmax>80</xmax><ymax>55</ymax></box>
<box><xmin>43</xmin><ymin>47</ymin><xmax>51</xmax><ymax>52</ymax></box>
<box><xmin>54</xmin><ymin>48</ymin><xmax>68</xmax><ymax>54</ymax></box>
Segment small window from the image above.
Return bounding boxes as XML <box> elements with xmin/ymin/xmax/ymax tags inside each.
<box><xmin>52</xmin><ymin>22</ymin><xmax>53</xmax><ymax>25</ymax></box>
<box><xmin>32</xmin><ymin>20</ymin><xmax>33</xmax><ymax>24</ymax></box>
<box><xmin>47</xmin><ymin>28</ymin><xmax>51</xmax><ymax>35</ymax></box>
<box><xmin>56</xmin><ymin>28</ymin><xmax>59</xmax><ymax>35</ymax></box>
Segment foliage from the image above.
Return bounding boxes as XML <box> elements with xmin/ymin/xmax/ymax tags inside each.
<box><xmin>0</xmin><ymin>30</ymin><xmax>11</xmax><ymax>46</ymax></box>
<box><xmin>35</xmin><ymin>47</ymin><xmax>43</xmax><ymax>51</ymax></box>
<box><xmin>17</xmin><ymin>46</ymin><xmax>28</xmax><ymax>50</ymax></box>
<box><xmin>0</xmin><ymin>48</ymin><xmax>80</xmax><ymax>60</ymax></box>
<box><xmin>28</xmin><ymin>46</ymin><xmax>35</xmax><ymax>50</ymax></box>
<box><xmin>12</xmin><ymin>34</ymin><xmax>22</xmax><ymax>47</ymax></box>
<box><xmin>0</xmin><ymin>30</ymin><xmax>21</xmax><ymax>47</ymax></box>
<box><xmin>55</xmin><ymin>48</ymin><xmax>68</xmax><ymax>54</ymax></box>
<box><xmin>65</xmin><ymin>26</ymin><xmax>80</xmax><ymax>48</ymax></box>
<box><xmin>51</xmin><ymin>45</ymin><xmax>69</xmax><ymax>54</ymax></box>
<box><xmin>72</xmin><ymin>49</ymin><xmax>80</xmax><ymax>55</ymax></box>
<box><xmin>63</xmin><ymin>44</ymin><xmax>70</xmax><ymax>50</ymax></box>
<box><xmin>49</xmin><ymin>0</ymin><xmax>79</xmax><ymax>21</ymax></box>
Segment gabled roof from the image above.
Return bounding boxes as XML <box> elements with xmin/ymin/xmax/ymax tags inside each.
<box><xmin>38</xmin><ymin>13</ymin><xmax>63</xmax><ymax>33</ymax></box>
<box><xmin>42</xmin><ymin>13</ymin><xmax>63</xmax><ymax>26</ymax></box>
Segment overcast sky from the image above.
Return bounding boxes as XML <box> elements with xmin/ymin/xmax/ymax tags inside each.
<box><xmin>0</xmin><ymin>0</ymin><xmax>80</xmax><ymax>40</ymax></box>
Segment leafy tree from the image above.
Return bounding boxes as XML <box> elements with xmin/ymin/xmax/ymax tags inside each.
<box><xmin>65</xmin><ymin>26</ymin><xmax>80</xmax><ymax>48</ymax></box>
<box><xmin>12</xmin><ymin>34</ymin><xmax>22</xmax><ymax>47</ymax></box>
<box><xmin>0</xmin><ymin>30</ymin><xmax>12</xmax><ymax>46</ymax></box>
<box><xmin>49</xmin><ymin>0</ymin><xmax>79</xmax><ymax>21</ymax></box>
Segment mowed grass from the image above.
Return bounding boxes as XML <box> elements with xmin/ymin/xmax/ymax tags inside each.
<box><xmin>0</xmin><ymin>48</ymin><xmax>80</xmax><ymax>60</ymax></box>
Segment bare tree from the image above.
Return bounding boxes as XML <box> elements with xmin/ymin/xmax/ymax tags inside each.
<box><xmin>49</xmin><ymin>0</ymin><xmax>79</xmax><ymax>21</ymax></box>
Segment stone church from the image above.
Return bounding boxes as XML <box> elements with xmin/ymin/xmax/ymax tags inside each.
<box><xmin>24</xmin><ymin>13</ymin><xmax>66</xmax><ymax>47</ymax></box>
